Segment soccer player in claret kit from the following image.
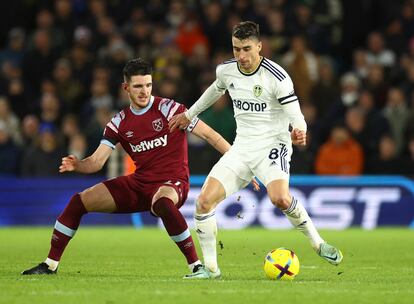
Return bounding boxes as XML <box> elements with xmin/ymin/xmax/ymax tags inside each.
<box><xmin>22</xmin><ymin>58</ymin><xmax>244</xmax><ymax>279</ymax></box>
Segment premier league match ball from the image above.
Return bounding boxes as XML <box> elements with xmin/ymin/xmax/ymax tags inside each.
<box><xmin>263</xmin><ymin>248</ymin><xmax>300</xmax><ymax>281</ymax></box>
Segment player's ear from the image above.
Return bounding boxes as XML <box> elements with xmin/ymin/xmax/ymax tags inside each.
<box><xmin>122</xmin><ymin>82</ymin><xmax>129</xmax><ymax>92</ymax></box>
<box><xmin>257</xmin><ymin>41</ymin><xmax>262</xmax><ymax>52</ymax></box>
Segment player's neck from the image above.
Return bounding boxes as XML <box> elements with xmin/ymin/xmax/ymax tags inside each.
<box><xmin>239</xmin><ymin>56</ymin><xmax>263</xmax><ymax>74</ymax></box>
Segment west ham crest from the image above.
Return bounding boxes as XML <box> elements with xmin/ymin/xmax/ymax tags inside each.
<box><xmin>152</xmin><ymin>118</ymin><xmax>163</xmax><ymax>132</ymax></box>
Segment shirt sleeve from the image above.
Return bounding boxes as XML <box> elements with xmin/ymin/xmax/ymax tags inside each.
<box><xmin>275</xmin><ymin>75</ymin><xmax>307</xmax><ymax>132</ymax></box>
<box><xmin>101</xmin><ymin>113</ymin><xmax>121</xmax><ymax>149</ymax></box>
<box><xmin>159</xmin><ymin>98</ymin><xmax>200</xmax><ymax>132</ymax></box>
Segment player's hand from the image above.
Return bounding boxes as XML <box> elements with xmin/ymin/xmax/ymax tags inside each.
<box><xmin>251</xmin><ymin>177</ymin><xmax>260</xmax><ymax>191</ymax></box>
<box><xmin>169</xmin><ymin>112</ymin><xmax>191</xmax><ymax>132</ymax></box>
<box><xmin>59</xmin><ymin>155</ymin><xmax>78</xmax><ymax>173</ymax></box>
<box><xmin>291</xmin><ymin>128</ymin><xmax>306</xmax><ymax>146</ymax></box>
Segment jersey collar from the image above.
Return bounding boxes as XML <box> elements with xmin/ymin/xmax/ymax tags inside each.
<box><xmin>237</xmin><ymin>57</ymin><xmax>264</xmax><ymax>76</ymax></box>
<box><xmin>130</xmin><ymin>96</ymin><xmax>154</xmax><ymax>115</ymax></box>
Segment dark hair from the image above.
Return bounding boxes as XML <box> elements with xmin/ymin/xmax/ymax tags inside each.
<box><xmin>123</xmin><ymin>58</ymin><xmax>152</xmax><ymax>82</ymax></box>
<box><xmin>232</xmin><ymin>21</ymin><xmax>260</xmax><ymax>40</ymax></box>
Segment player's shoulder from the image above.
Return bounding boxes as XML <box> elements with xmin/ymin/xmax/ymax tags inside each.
<box><xmin>155</xmin><ymin>96</ymin><xmax>184</xmax><ymax>121</ymax></box>
<box><xmin>216</xmin><ymin>58</ymin><xmax>237</xmax><ymax>73</ymax></box>
<box><xmin>109</xmin><ymin>107</ymin><xmax>128</xmax><ymax>128</ymax></box>
<box><xmin>261</xmin><ymin>57</ymin><xmax>290</xmax><ymax>82</ymax></box>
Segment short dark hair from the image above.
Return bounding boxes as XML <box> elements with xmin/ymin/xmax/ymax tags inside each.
<box><xmin>232</xmin><ymin>21</ymin><xmax>260</xmax><ymax>40</ymax></box>
<box><xmin>123</xmin><ymin>58</ymin><xmax>152</xmax><ymax>82</ymax></box>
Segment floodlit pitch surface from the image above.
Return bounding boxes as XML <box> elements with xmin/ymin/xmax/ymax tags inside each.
<box><xmin>1</xmin><ymin>228</ymin><xmax>413</xmax><ymax>304</ymax></box>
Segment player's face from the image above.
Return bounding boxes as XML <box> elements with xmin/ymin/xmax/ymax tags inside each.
<box><xmin>124</xmin><ymin>75</ymin><xmax>153</xmax><ymax>109</ymax></box>
<box><xmin>232</xmin><ymin>37</ymin><xmax>262</xmax><ymax>73</ymax></box>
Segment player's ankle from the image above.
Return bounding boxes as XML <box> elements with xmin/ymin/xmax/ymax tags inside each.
<box><xmin>45</xmin><ymin>257</ymin><xmax>59</xmax><ymax>271</ymax></box>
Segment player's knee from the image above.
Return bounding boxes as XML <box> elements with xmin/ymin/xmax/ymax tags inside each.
<box><xmin>269</xmin><ymin>194</ymin><xmax>291</xmax><ymax>210</ymax></box>
<box><xmin>196</xmin><ymin>193</ymin><xmax>215</xmax><ymax>214</ymax></box>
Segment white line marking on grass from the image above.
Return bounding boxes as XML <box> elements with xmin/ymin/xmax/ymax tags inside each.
<box><xmin>301</xmin><ymin>265</ymin><xmax>319</xmax><ymax>269</ymax></box>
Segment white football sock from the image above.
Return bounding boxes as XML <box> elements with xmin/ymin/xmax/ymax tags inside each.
<box><xmin>283</xmin><ymin>197</ymin><xmax>324</xmax><ymax>251</ymax></box>
<box><xmin>44</xmin><ymin>257</ymin><xmax>59</xmax><ymax>271</ymax></box>
<box><xmin>195</xmin><ymin>209</ymin><xmax>218</xmax><ymax>272</ymax></box>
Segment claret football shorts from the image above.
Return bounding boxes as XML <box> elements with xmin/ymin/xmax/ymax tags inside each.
<box><xmin>103</xmin><ymin>174</ymin><xmax>189</xmax><ymax>213</ymax></box>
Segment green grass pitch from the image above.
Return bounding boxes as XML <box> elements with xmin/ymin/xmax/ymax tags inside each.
<box><xmin>1</xmin><ymin>227</ymin><xmax>413</xmax><ymax>304</ymax></box>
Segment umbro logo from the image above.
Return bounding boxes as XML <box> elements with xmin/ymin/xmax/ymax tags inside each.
<box><xmin>229</xmin><ymin>83</ymin><xmax>235</xmax><ymax>89</ymax></box>
<box><xmin>270</xmin><ymin>161</ymin><xmax>277</xmax><ymax>166</ymax></box>
<box><xmin>126</xmin><ymin>131</ymin><xmax>133</xmax><ymax>138</ymax></box>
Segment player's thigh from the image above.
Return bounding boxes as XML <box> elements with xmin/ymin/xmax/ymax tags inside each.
<box><xmin>207</xmin><ymin>150</ymin><xmax>251</xmax><ymax>199</ymax></box>
<box><xmin>103</xmin><ymin>175</ymin><xmax>146</xmax><ymax>213</ymax></box>
<box><xmin>253</xmin><ymin>142</ymin><xmax>292</xmax><ymax>187</ymax></box>
<box><xmin>151</xmin><ymin>179</ymin><xmax>189</xmax><ymax>212</ymax></box>
<box><xmin>79</xmin><ymin>183</ymin><xmax>117</xmax><ymax>213</ymax></box>
<box><xmin>152</xmin><ymin>185</ymin><xmax>179</xmax><ymax>205</ymax></box>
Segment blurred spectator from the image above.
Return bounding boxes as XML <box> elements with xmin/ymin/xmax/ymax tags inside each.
<box><xmin>323</xmin><ymin>72</ymin><xmax>360</xmax><ymax>141</ymax></box>
<box><xmin>21</xmin><ymin>123</ymin><xmax>64</xmax><ymax>176</ymax></box>
<box><xmin>363</xmin><ymin>64</ymin><xmax>389</xmax><ymax>108</ymax></box>
<box><xmin>39</xmin><ymin>92</ymin><xmax>61</xmax><ymax>127</ymax></box>
<box><xmin>344</xmin><ymin>106</ymin><xmax>368</xmax><ymax>152</ymax></box>
<box><xmin>357</xmin><ymin>90</ymin><xmax>390</xmax><ymax>156</ymax></box>
<box><xmin>282</xmin><ymin>35</ymin><xmax>318</xmax><ymax>104</ymax></box>
<box><xmin>310</xmin><ymin>56</ymin><xmax>339</xmax><ymax>118</ymax></box>
<box><xmin>22</xmin><ymin>29</ymin><xmax>60</xmax><ymax>96</ymax></box>
<box><xmin>69</xmin><ymin>45</ymin><xmax>93</xmax><ymax>89</ymax></box>
<box><xmin>53</xmin><ymin>58</ymin><xmax>85</xmax><ymax>112</ymax></box>
<box><xmin>61</xmin><ymin>114</ymin><xmax>80</xmax><ymax>148</ymax></box>
<box><xmin>315</xmin><ymin>124</ymin><xmax>364</xmax><ymax>175</ymax></box>
<box><xmin>365</xmin><ymin>135</ymin><xmax>405</xmax><ymax>174</ymax></box>
<box><xmin>265</xmin><ymin>9</ymin><xmax>290</xmax><ymax>55</ymax></box>
<box><xmin>0</xmin><ymin>96</ymin><xmax>21</xmax><ymax>145</ymax></box>
<box><xmin>21</xmin><ymin>115</ymin><xmax>40</xmax><ymax>146</ymax></box>
<box><xmin>200</xmin><ymin>1</ymin><xmax>229</xmax><ymax>54</ymax></box>
<box><xmin>175</xmin><ymin>16</ymin><xmax>209</xmax><ymax>57</ymax></box>
<box><xmin>54</xmin><ymin>0</ymin><xmax>75</xmax><ymax>49</ymax></box>
<box><xmin>382</xmin><ymin>87</ymin><xmax>410</xmax><ymax>155</ymax></box>
<box><xmin>352</xmin><ymin>49</ymin><xmax>369</xmax><ymax>80</ymax></box>
<box><xmin>67</xmin><ymin>133</ymin><xmax>87</xmax><ymax>160</ymax></box>
<box><xmin>0</xmin><ymin>120</ymin><xmax>20</xmax><ymax>175</ymax></box>
<box><xmin>82</xmin><ymin>79</ymin><xmax>113</xmax><ymax>124</ymax></box>
<box><xmin>0</xmin><ymin>27</ymin><xmax>25</xmax><ymax>68</ymax></box>
<box><xmin>366</xmin><ymin>31</ymin><xmax>396</xmax><ymax>68</ymax></box>
<box><xmin>84</xmin><ymin>107</ymin><xmax>113</xmax><ymax>155</ymax></box>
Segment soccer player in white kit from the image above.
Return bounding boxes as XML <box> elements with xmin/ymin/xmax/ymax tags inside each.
<box><xmin>170</xmin><ymin>21</ymin><xmax>343</xmax><ymax>279</ymax></box>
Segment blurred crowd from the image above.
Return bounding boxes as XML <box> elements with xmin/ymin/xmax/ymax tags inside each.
<box><xmin>0</xmin><ymin>0</ymin><xmax>413</xmax><ymax>177</ymax></box>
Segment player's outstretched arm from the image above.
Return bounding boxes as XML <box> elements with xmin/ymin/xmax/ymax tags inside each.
<box><xmin>59</xmin><ymin>144</ymin><xmax>113</xmax><ymax>174</ymax></box>
<box><xmin>191</xmin><ymin>119</ymin><xmax>231</xmax><ymax>155</ymax></box>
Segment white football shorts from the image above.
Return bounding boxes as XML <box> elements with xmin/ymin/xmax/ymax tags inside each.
<box><xmin>208</xmin><ymin>140</ymin><xmax>292</xmax><ymax>197</ymax></box>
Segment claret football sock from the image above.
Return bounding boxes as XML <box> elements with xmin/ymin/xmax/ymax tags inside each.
<box><xmin>152</xmin><ymin>197</ymin><xmax>199</xmax><ymax>264</ymax></box>
<box><xmin>47</xmin><ymin>193</ymin><xmax>87</xmax><ymax>262</ymax></box>
<box><xmin>194</xmin><ymin>208</ymin><xmax>218</xmax><ymax>272</ymax></box>
<box><xmin>283</xmin><ymin>197</ymin><xmax>324</xmax><ymax>251</ymax></box>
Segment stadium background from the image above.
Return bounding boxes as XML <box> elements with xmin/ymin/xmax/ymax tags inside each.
<box><xmin>0</xmin><ymin>0</ymin><xmax>413</xmax><ymax>229</ymax></box>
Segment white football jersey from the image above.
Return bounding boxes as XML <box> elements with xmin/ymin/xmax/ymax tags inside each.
<box><xmin>215</xmin><ymin>57</ymin><xmax>301</xmax><ymax>148</ymax></box>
